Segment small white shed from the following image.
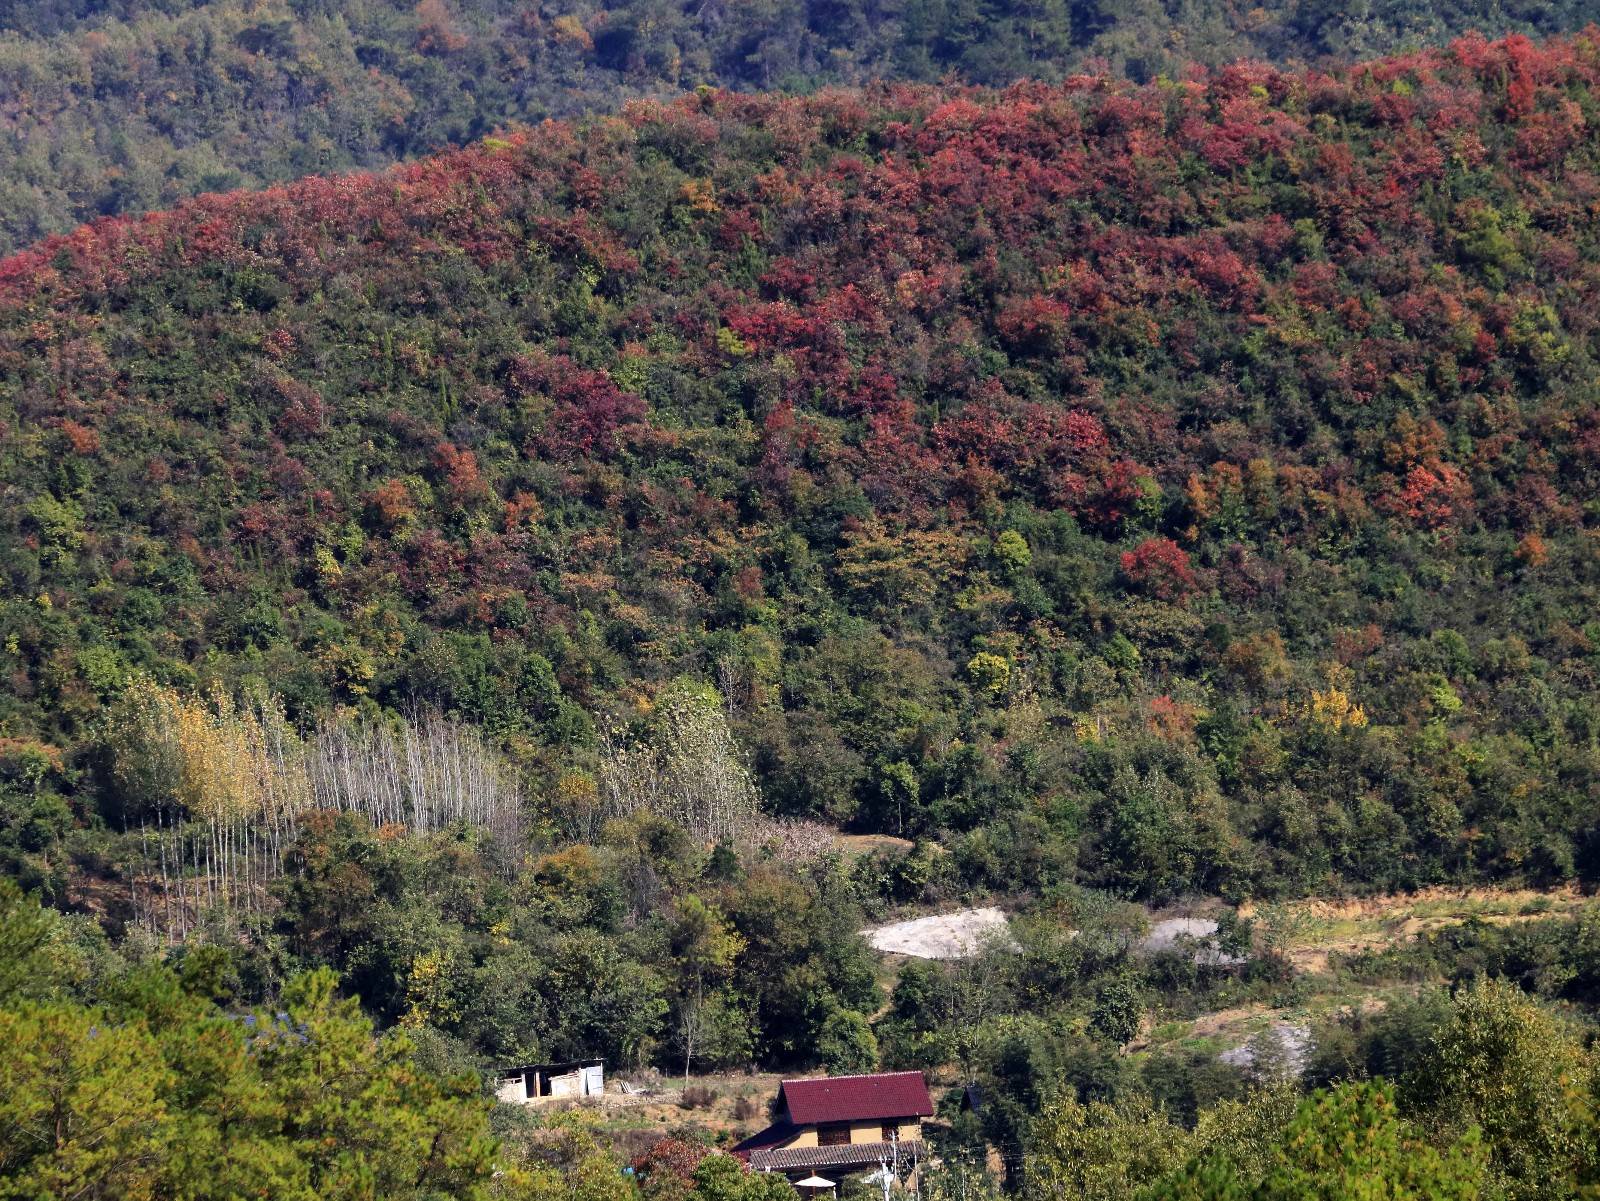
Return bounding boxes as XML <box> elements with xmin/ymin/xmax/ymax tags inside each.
<box><xmin>495</xmin><ymin>1059</ymin><xmax>605</xmax><ymax>1104</ymax></box>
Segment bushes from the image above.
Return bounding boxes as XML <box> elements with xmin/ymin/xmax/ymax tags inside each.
<box><xmin>679</xmin><ymin>1084</ymin><xmax>720</xmax><ymax>1110</ymax></box>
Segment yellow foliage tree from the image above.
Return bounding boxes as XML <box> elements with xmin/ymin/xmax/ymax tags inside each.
<box><xmin>109</xmin><ymin>677</ymin><xmax>306</xmax><ymax>824</ymax></box>
<box><xmin>1307</xmin><ymin>683</ymin><xmax>1369</xmax><ymax>731</ymax></box>
<box><xmin>108</xmin><ymin>678</ymin><xmax>310</xmax><ymax>936</ymax></box>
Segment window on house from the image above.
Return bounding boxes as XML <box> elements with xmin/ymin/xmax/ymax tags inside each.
<box><xmin>881</xmin><ymin>1122</ymin><xmax>897</xmax><ymax>1142</ymax></box>
<box><xmin>818</xmin><ymin>1123</ymin><xmax>851</xmax><ymax>1147</ymax></box>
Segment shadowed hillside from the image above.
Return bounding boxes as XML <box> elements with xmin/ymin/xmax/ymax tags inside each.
<box><xmin>0</xmin><ymin>0</ymin><xmax>1596</xmax><ymax>251</ymax></box>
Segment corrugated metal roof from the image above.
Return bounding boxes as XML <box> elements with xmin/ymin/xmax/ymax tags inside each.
<box><xmin>749</xmin><ymin>1139</ymin><xmax>924</xmax><ymax>1172</ymax></box>
<box><xmin>778</xmin><ymin>1071</ymin><xmax>934</xmax><ymax>1125</ymax></box>
<box><xmin>492</xmin><ymin>1058</ymin><xmax>604</xmax><ymax>1074</ymax></box>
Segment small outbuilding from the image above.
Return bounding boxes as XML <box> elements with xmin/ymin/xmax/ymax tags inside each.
<box><xmin>960</xmin><ymin>1082</ymin><xmax>985</xmax><ymax>1114</ymax></box>
<box><xmin>494</xmin><ymin>1059</ymin><xmax>604</xmax><ymax>1104</ymax></box>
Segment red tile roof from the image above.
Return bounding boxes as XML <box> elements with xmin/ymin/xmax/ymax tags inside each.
<box><xmin>778</xmin><ymin>1071</ymin><xmax>934</xmax><ymax>1125</ymax></box>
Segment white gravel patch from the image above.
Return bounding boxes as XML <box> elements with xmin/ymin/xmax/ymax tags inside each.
<box><xmin>1218</xmin><ymin>1022</ymin><xmax>1313</xmax><ymax>1079</ymax></box>
<box><xmin>863</xmin><ymin>907</ymin><xmax>1016</xmax><ymax>959</ymax></box>
<box><xmin>1139</xmin><ymin>917</ymin><xmax>1247</xmax><ymax>966</ymax></box>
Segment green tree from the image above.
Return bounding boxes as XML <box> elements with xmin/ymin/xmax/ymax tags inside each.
<box><xmin>247</xmin><ymin>967</ymin><xmax>497</xmax><ymax>1200</ymax></box>
<box><xmin>668</xmin><ymin>894</ymin><xmax>746</xmax><ymax>1079</ymax></box>
<box><xmin>1026</xmin><ymin>1093</ymin><xmax>1189</xmax><ymax>1200</ymax></box>
<box><xmin>0</xmin><ymin>1002</ymin><xmax>173</xmax><ymax>1201</ymax></box>
<box><xmin>1182</xmin><ymin>1087</ymin><xmax>1299</xmax><ymax>1186</ymax></box>
<box><xmin>816</xmin><ymin>1007</ymin><xmax>880</xmax><ymax>1074</ymax></box>
<box><xmin>1257</xmin><ymin>1082</ymin><xmax>1485</xmax><ymax>1201</ymax></box>
<box><xmin>688</xmin><ymin>1153</ymin><xmax>799</xmax><ymax>1200</ymax></box>
<box><xmin>82</xmin><ymin>963</ymin><xmax>499</xmax><ymax>1201</ymax></box>
<box><xmin>724</xmin><ymin>868</ymin><xmax>878</xmax><ymax>1065</ymax></box>
<box><xmin>1401</xmin><ymin>980</ymin><xmax>1597</xmax><ymax>1201</ymax></box>
<box><xmin>0</xmin><ymin>879</ymin><xmax>64</xmax><ymax>1005</ymax></box>
<box><xmin>1089</xmin><ymin>978</ymin><xmax>1144</xmax><ymax>1049</ymax></box>
<box><xmin>1146</xmin><ymin>1082</ymin><xmax>1487</xmax><ymax>1201</ymax></box>
<box><xmin>491</xmin><ymin>1114</ymin><xmax>637</xmax><ymax>1201</ymax></box>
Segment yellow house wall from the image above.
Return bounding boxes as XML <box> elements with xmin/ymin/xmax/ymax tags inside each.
<box><xmin>848</xmin><ymin>1121</ymin><xmax>880</xmax><ymax>1145</ymax></box>
<box><xmin>849</xmin><ymin>1119</ymin><xmax>923</xmax><ymax>1144</ymax></box>
<box><xmin>783</xmin><ymin>1118</ymin><xmax>923</xmax><ymax>1148</ymax></box>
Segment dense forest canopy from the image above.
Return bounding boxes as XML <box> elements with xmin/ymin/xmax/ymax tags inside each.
<box><xmin>0</xmin><ymin>0</ymin><xmax>1597</xmax><ymax>252</ymax></box>
<box><xmin>6</xmin><ymin>31</ymin><xmax>1600</xmax><ymax>911</ymax></box>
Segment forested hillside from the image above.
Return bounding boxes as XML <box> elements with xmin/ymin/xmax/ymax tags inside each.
<box><xmin>7</xmin><ymin>31</ymin><xmax>1600</xmax><ymax>912</ymax></box>
<box><xmin>0</xmin><ymin>0</ymin><xmax>1596</xmax><ymax>252</ymax></box>
<box><xmin>10</xmin><ymin>26</ymin><xmax>1600</xmax><ymax>1201</ymax></box>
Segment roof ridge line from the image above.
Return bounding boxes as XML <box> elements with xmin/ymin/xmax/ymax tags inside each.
<box><xmin>780</xmin><ymin>1070</ymin><xmax>923</xmax><ymax>1085</ymax></box>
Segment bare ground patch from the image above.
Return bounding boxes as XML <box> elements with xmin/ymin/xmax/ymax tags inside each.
<box><xmin>863</xmin><ymin>906</ymin><xmax>1016</xmax><ymax>959</ymax></box>
<box><xmin>1245</xmin><ymin>884</ymin><xmax>1591</xmax><ymax>973</ymax></box>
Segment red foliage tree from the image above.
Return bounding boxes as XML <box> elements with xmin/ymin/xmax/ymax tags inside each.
<box><xmin>1120</xmin><ymin>537</ymin><xmax>1201</xmax><ymax>603</ymax></box>
<box><xmin>432</xmin><ymin>442</ymin><xmax>489</xmax><ymax>506</ymax></box>
<box><xmin>630</xmin><ymin>1136</ymin><xmax>713</xmax><ymax>1195</ymax></box>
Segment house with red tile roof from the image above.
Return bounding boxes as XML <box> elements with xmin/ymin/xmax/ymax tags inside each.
<box><xmin>733</xmin><ymin>1071</ymin><xmax>934</xmax><ymax>1189</ymax></box>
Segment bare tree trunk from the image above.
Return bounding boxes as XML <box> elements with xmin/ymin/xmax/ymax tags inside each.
<box><xmin>155</xmin><ymin>812</ymin><xmax>172</xmax><ymax>941</ymax></box>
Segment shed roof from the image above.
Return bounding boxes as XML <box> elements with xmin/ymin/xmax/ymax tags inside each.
<box><xmin>494</xmin><ymin>1058</ymin><xmax>603</xmax><ymax>1076</ymax></box>
<box><xmin>778</xmin><ymin>1071</ymin><xmax>933</xmax><ymax>1125</ymax></box>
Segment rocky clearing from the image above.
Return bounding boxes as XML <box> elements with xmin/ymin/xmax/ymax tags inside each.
<box><xmin>862</xmin><ymin>906</ymin><xmax>1017</xmax><ymax>959</ymax></box>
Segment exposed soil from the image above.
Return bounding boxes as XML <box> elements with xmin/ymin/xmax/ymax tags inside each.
<box><xmin>862</xmin><ymin>907</ymin><xmax>1015</xmax><ymax>959</ymax></box>
<box><xmin>1243</xmin><ymin>884</ymin><xmax>1591</xmax><ymax>973</ymax></box>
<box><xmin>837</xmin><ymin>833</ymin><xmax>916</xmax><ymax>857</ymax></box>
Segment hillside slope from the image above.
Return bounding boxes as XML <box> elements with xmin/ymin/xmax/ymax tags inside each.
<box><xmin>0</xmin><ymin>0</ymin><xmax>1596</xmax><ymax>252</ymax></box>
<box><xmin>6</xmin><ymin>33</ymin><xmax>1600</xmax><ymax>900</ymax></box>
